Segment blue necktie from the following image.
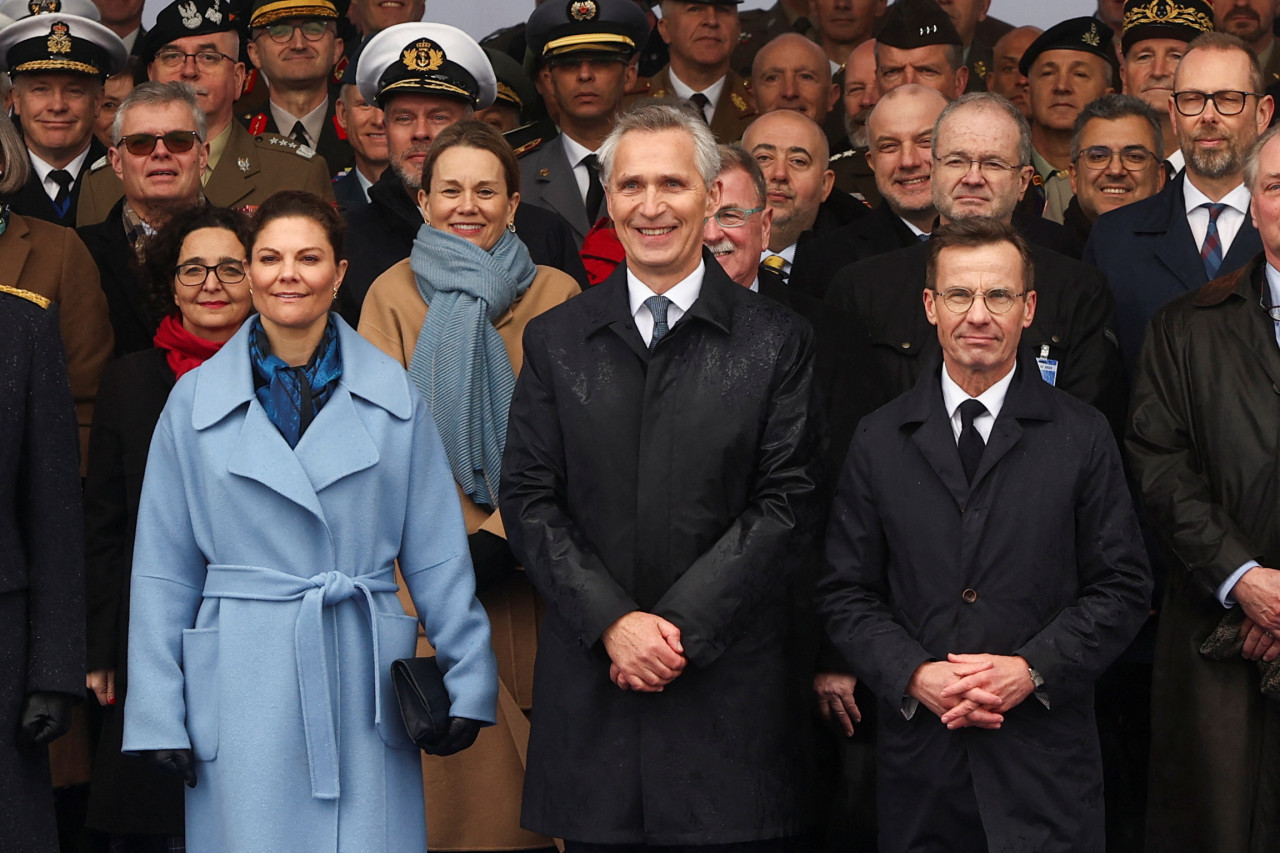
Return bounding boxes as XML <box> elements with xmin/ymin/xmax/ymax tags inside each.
<box><xmin>646</xmin><ymin>295</ymin><xmax>671</xmax><ymax>350</ymax></box>
<box><xmin>49</xmin><ymin>169</ymin><xmax>73</xmax><ymax>217</ymax></box>
<box><xmin>1200</xmin><ymin>202</ymin><xmax>1226</xmax><ymax>280</ymax></box>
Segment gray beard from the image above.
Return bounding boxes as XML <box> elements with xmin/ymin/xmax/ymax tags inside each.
<box><xmin>1186</xmin><ymin>144</ymin><xmax>1242</xmax><ymax>181</ymax></box>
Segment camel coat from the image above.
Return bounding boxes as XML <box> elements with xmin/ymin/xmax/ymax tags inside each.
<box><xmin>359</xmin><ymin>259</ymin><xmax>579</xmax><ymax>850</ymax></box>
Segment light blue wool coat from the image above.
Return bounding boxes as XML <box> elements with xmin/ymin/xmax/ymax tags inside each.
<box><xmin>122</xmin><ymin>317</ymin><xmax>498</xmax><ymax>853</ymax></box>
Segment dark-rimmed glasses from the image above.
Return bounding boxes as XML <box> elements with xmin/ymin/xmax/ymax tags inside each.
<box><xmin>712</xmin><ymin>206</ymin><xmax>765</xmax><ymax>228</ymax></box>
<box><xmin>153</xmin><ymin>48</ymin><xmax>237</xmax><ymax>70</ymax></box>
<box><xmin>118</xmin><ymin>130</ymin><xmax>200</xmax><ymax>156</ymax></box>
<box><xmin>1076</xmin><ymin>146</ymin><xmax>1158</xmax><ymax>171</ymax></box>
<box><xmin>1172</xmin><ymin>90</ymin><xmax>1262</xmax><ymax>117</ymax></box>
<box><xmin>934</xmin><ymin>287</ymin><xmax>1027</xmax><ymax>314</ymax></box>
<box><xmin>175</xmin><ymin>261</ymin><xmax>247</xmax><ymax>286</ymax></box>
<box><xmin>257</xmin><ymin>21</ymin><xmax>332</xmax><ymax>43</ymax></box>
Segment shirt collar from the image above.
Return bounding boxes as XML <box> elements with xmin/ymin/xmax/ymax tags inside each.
<box><xmin>1183</xmin><ymin>177</ymin><xmax>1250</xmax><ymax>216</ymax></box>
<box><xmin>627</xmin><ymin>260</ymin><xmax>705</xmax><ymax>318</ymax></box>
<box><xmin>205</xmin><ymin>123</ymin><xmax>233</xmax><ymax>182</ymax></box>
<box><xmin>761</xmin><ymin>242</ymin><xmax>797</xmax><ymax>265</ymax></box>
<box><xmin>268</xmin><ymin>98</ymin><xmax>327</xmax><ymax>149</ymax></box>
<box><xmin>1264</xmin><ymin>262</ymin><xmax>1280</xmax><ymax>312</ymax></box>
<box><xmin>28</xmin><ymin>143</ymin><xmax>91</xmax><ymax>186</ymax></box>
<box><xmin>940</xmin><ymin>360</ymin><xmax>1017</xmax><ymax>423</ymax></box>
<box><xmin>667</xmin><ymin>68</ymin><xmax>726</xmax><ymax>109</ymax></box>
<box><xmin>561</xmin><ymin>133</ymin><xmax>595</xmax><ymax>168</ymax></box>
<box><xmin>900</xmin><ymin>217</ymin><xmax>927</xmax><ymax>238</ymax></box>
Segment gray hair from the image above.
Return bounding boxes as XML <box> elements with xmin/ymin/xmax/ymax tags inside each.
<box><xmin>597</xmin><ymin>101</ymin><xmax>720</xmax><ymax>189</ymax></box>
<box><xmin>717</xmin><ymin>144</ymin><xmax>766</xmax><ymax>207</ymax></box>
<box><xmin>1069</xmin><ymin>94</ymin><xmax>1163</xmax><ymax>163</ymax></box>
<box><xmin>0</xmin><ymin>111</ymin><xmax>30</xmax><ymax>196</ymax></box>
<box><xmin>935</xmin><ymin>91</ymin><xmax>1034</xmax><ymax>167</ymax></box>
<box><xmin>1243</xmin><ymin>123</ymin><xmax>1280</xmax><ymax>193</ymax></box>
<box><xmin>112</xmin><ymin>81</ymin><xmax>206</xmax><ymax>146</ymax></box>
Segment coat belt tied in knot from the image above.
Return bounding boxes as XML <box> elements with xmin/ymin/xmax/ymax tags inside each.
<box><xmin>202</xmin><ymin>563</ymin><xmax>402</xmax><ymax>801</ymax></box>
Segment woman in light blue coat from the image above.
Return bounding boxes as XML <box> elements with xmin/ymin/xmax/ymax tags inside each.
<box><xmin>122</xmin><ymin>192</ymin><xmax>498</xmax><ymax>853</ymax></box>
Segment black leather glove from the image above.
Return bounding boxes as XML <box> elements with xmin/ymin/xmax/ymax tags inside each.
<box><xmin>139</xmin><ymin>748</ymin><xmax>198</xmax><ymax>788</ymax></box>
<box><xmin>420</xmin><ymin>716</ymin><xmax>483</xmax><ymax>757</ymax></box>
<box><xmin>467</xmin><ymin>531</ymin><xmax>519</xmax><ymax>594</ymax></box>
<box><xmin>18</xmin><ymin>691</ymin><xmax>73</xmax><ymax>746</ymax></box>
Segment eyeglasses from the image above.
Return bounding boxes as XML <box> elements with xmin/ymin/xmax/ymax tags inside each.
<box><xmin>118</xmin><ymin>130</ymin><xmax>200</xmax><ymax>156</ymax></box>
<box><xmin>934</xmin><ymin>287</ymin><xmax>1027</xmax><ymax>314</ymax></box>
<box><xmin>1076</xmin><ymin>145</ymin><xmax>1158</xmax><ymax>171</ymax></box>
<box><xmin>934</xmin><ymin>155</ymin><xmax>1022</xmax><ymax>177</ymax></box>
<box><xmin>257</xmin><ymin>21</ymin><xmax>332</xmax><ymax>43</ymax></box>
<box><xmin>175</xmin><ymin>261</ymin><xmax>247</xmax><ymax>286</ymax></box>
<box><xmin>1172</xmin><ymin>90</ymin><xmax>1262</xmax><ymax>117</ymax></box>
<box><xmin>711</xmin><ymin>206</ymin><xmax>765</xmax><ymax>228</ymax></box>
<box><xmin>152</xmin><ymin>48</ymin><xmax>237</xmax><ymax>70</ymax></box>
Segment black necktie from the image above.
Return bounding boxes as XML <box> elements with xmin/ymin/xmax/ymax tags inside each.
<box><xmin>958</xmin><ymin>399</ymin><xmax>986</xmax><ymax>484</ymax></box>
<box><xmin>49</xmin><ymin>169</ymin><xmax>73</xmax><ymax>216</ymax></box>
<box><xmin>688</xmin><ymin>92</ymin><xmax>711</xmax><ymax>124</ymax></box>
<box><xmin>290</xmin><ymin>120</ymin><xmax>309</xmax><ymax>146</ymax></box>
<box><xmin>583</xmin><ymin>153</ymin><xmax>604</xmax><ymax>225</ymax></box>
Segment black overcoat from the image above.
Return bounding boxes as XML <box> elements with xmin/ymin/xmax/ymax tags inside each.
<box><xmin>76</xmin><ymin>199</ymin><xmax>153</xmax><ymax>357</ymax></box>
<box><xmin>500</xmin><ymin>257</ymin><xmax>826</xmax><ymax>845</ymax></box>
<box><xmin>1127</xmin><ymin>256</ymin><xmax>1280</xmax><ymax>852</ymax></box>
<box><xmin>0</xmin><ymin>294</ymin><xmax>84</xmax><ymax>853</ymax></box>
<box><xmin>818</xmin><ymin>353</ymin><xmax>1151</xmax><ymax>853</ymax></box>
<box><xmin>81</xmin><ymin>347</ymin><xmax>183</xmax><ymax>835</ymax></box>
<box><xmin>827</xmin><ymin>240</ymin><xmax>1129</xmax><ymax>432</ymax></box>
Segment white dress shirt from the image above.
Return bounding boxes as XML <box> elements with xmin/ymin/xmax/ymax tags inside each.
<box><xmin>561</xmin><ymin>133</ymin><xmax>597</xmax><ymax>205</ymax></box>
<box><xmin>761</xmin><ymin>242</ymin><xmax>797</xmax><ymax>278</ymax></box>
<box><xmin>666</xmin><ymin>68</ymin><xmax>725</xmax><ymax>124</ymax></box>
<box><xmin>627</xmin><ymin>262</ymin><xmax>705</xmax><ymax>346</ymax></box>
<box><xmin>269</xmin><ymin>98</ymin><xmax>327</xmax><ymax>149</ymax></box>
<box><xmin>940</xmin><ymin>361</ymin><xmax>1016</xmax><ymax>444</ymax></box>
<box><xmin>1184</xmin><ymin>179</ymin><xmax>1250</xmax><ymax>260</ymax></box>
<box><xmin>29</xmin><ymin>145</ymin><xmax>91</xmax><ymax>205</ymax></box>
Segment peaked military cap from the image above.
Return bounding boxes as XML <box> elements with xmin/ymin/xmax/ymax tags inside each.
<box><xmin>356</xmin><ymin>22</ymin><xmax>496</xmax><ymax>110</ymax></box>
<box><xmin>876</xmin><ymin>0</ymin><xmax>963</xmax><ymax>50</ymax></box>
<box><xmin>248</xmin><ymin>0</ymin><xmax>347</xmax><ymax>29</ymax></box>
<box><xmin>0</xmin><ymin>0</ymin><xmax>100</xmax><ymax>20</ymax></box>
<box><xmin>526</xmin><ymin>0</ymin><xmax>651</xmax><ymax>64</ymax></box>
<box><xmin>484</xmin><ymin>46</ymin><xmax>536</xmax><ymax>120</ymax></box>
<box><xmin>138</xmin><ymin>0</ymin><xmax>239</xmax><ymax>66</ymax></box>
<box><xmin>0</xmin><ymin>10</ymin><xmax>127</xmax><ymax>76</ymax></box>
<box><xmin>1019</xmin><ymin>17</ymin><xmax>1115</xmax><ymax>75</ymax></box>
<box><xmin>1121</xmin><ymin>0</ymin><xmax>1213</xmax><ymax>54</ymax></box>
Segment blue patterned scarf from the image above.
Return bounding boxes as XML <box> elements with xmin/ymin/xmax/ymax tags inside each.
<box><xmin>249</xmin><ymin>316</ymin><xmax>342</xmax><ymax>448</ymax></box>
<box><xmin>408</xmin><ymin>223</ymin><xmax>536</xmax><ymax>507</ymax></box>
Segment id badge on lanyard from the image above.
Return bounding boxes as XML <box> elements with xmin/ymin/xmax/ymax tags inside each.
<box><xmin>1036</xmin><ymin>344</ymin><xmax>1058</xmax><ymax>386</ymax></box>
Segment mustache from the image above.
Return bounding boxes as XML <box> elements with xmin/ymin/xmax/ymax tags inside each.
<box><xmin>705</xmin><ymin>238</ymin><xmax>735</xmax><ymax>254</ymax></box>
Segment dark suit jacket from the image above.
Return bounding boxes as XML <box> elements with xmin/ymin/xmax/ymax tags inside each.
<box><xmin>82</xmin><ymin>347</ymin><xmax>184</xmax><ymax>835</ymax></box>
<box><xmin>332</xmin><ymin>168</ymin><xmax>368</xmax><ymax>211</ymax></box>
<box><xmin>818</xmin><ymin>351</ymin><xmax>1150</xmax><ymax>852</ymax></box>
<box><xmin>239</xmin><ymin>98</ymin><xmax>353</xmax><ymax>180</ymax></box>
<box><xmin>827</xmin><ymin>240</ymin><xmax>1129</xmax><ymax>432</ymax></box>
<box><xmin>518</xmin><ymin>129</ymin><xmax>591</xmax><ymax>246</ymax></box>
<box><xmin>501</xmin><ymin>255</ymin><xmax>823</xmax><ymax>843</ymax></box>
<box><xmin>1083</xmin><ymin>172</ymin><xmax>1261</xmax><ymax>373</ymax></box>
<box><xmin>77</xmin><ymin>199</ymin><xmax>153</xmax><ymax>357</ymax></box>
<box><xmin>8</xmin><ymin>138</ymin><xmax>107</xmax><ymax>228</ymax></box>
<box><xmin>339</xmin><ymin>169</ymin><xmax>588</xmax><ymax>326</ymax></box>
<box><xmin>0</xmin><ymin>292</ymin><xmax>83</xmax><ymax>852</ymax></box>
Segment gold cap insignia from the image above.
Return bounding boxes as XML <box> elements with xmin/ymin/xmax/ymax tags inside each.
<box><xmin>402</xmin><ymin>39</ymin><xmax>445</xmax><ymax>73</ymax></box>
<box><xmin>1123</xmin><ymin>0</ymin><xmax>1213</xmax><ymax>35</ymax></box>
<box><xmin>47</xmin><ymin>20</ymin><xmax>71</xmax><ymax>55</ymax></box>
<box><xmin>568</xmin><ymin>0</ymin><xmax>598</xmax><ymax>21</ymax></box>
<box><xmin>1082</xmin><ymin>22</ymin><xmax>1100</xmax><ymax>47</ymax></box>
<box><xmin>28</xmin><ymin>0</ymin><xmax>61</xmax><ymax>14</ymax></box>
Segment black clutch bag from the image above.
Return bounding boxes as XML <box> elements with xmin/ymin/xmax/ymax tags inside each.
<box><xmin>390</xmin><ymin>656</ymin><xmax>452</xmax><ymax>749</ymax></box>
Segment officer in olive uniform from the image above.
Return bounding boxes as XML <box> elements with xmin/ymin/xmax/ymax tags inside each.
<box><xmin>516</xmin><ymin>0</ymin><xmax>650</xmax><ymax>247</ymax></box>
<box><xmin>626</xmin><ymin>0</ymin><xmax>756</xmax><ymax>144</ymax></box>
<box><xmin>731</xmin><ymin>0</ymin><xmax>809</xmax><ymax>76</ymax></box>
<box><xmin>238</xmin><ymin>0</ymin><xmax>353</xmax><ymax>179</ymax></box>
<box><xmin>76</xmin><ymin>0</ymin><xmax>334</xmax><ymax>225</ymax></box>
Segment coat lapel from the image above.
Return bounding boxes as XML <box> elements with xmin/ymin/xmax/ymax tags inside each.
<box><xmin>204</xmin><ymin>124</ymin><xmax>258</xmax><ymax>209</ymax></box>
<box><xmin>0</xmin><ymin>213</ymin><xmax>33</xmax><ymax>284</ymax></box>
<box><xmin>1147</xmin><ymin>176</ymin><xmax>1209</xmax><ymax>294</ymax></box>
<box><xmin>901</xmin><ymin>362</ymin><xmax>970</xmax><ymax>508</ymax></box>
<box><xmin>532</xmin><ymin>140</ymin><xmax>590</xmax><ymax>241</ymax></box>
<box><xmin>1221</xmin><ymin>260</ymin><xmax>1280</xmax><ymax>392</ymax></box>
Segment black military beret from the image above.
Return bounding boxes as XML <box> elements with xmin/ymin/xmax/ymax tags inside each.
<box><xmin>1019</xmin><ymin>17</ymin><xmax>1115</xmax><ymax>76</ymax></box>
<box><xmin>139</xmin><ymin>0</ymin><xmax>240</xmax><ymax>65</ymax></box>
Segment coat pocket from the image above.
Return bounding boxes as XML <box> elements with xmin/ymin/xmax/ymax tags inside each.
<box><xmin>376</xmin><ymin>611</ymin><xmax>422</xmax><ymax>751</ymax></box>
<box><xmin>181</xmin><ymin>628</ymin><xmax>219</xmax><ymax>761</ymax></box>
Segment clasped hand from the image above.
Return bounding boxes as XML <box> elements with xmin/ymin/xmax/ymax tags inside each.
<box><xmin>602</xmin><ymin>611</ymin><xmax>686</xmax><ymax>692</ymax></box>
<box><xmin>1232</xmin><ymin>566</ymin><xmax>1280</xmax><ymax>662</ymax></box>
<box><xmin>908</xmin><ymin>653</ymin><xmax>1035</xmax><ymax>730</ymax></box>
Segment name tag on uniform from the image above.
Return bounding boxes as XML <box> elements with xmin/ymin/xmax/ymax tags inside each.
<box><xmin>1036</xmin><ymin>344</ymin><xmax>1058</xmax><ymax>386</ymax></box>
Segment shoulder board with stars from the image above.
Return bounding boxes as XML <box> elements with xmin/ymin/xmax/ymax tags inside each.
<box><xmin>0</xmin><ymin>284</ymin><xmax>50</xmax><ymax>308</ymax></box>
<box><xmin>255</xmin><ymin>134</ymin><xmax>316</xmax><ymax>159</ymax></box>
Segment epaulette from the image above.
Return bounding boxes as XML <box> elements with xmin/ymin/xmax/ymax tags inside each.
<box><xmin>88</xmin><ymin>154</ymin><xmax>110</xmax><ymax>172</ymax></box>
<box><xmin>0</xmin><ymin>284</ymin><xmax>50</xmax><ymax>308</ymax></box>
<box><xmin>241</xmin><ymin>68</ymin><xmax>259</xmax><ymax>98</ymax></box>
<box><xmin>332</xmin><ymin>55</ymin><xmax>348</xmax><ymax>85</ymax></box>
<box><xmin>255</xmin><ymin>134</ymin><xmax>316</xmax><ymax>160</ymax></box>
<box><xmin>247</xmin><ymin>113</ymin><xmax>269</xmax><ymax>135</ymax></box>
<box><xmin>505</xmin><ymin>118</ymin><xmax>558</xmax><ymax>158</ymax></box>
<box><xmin>628</xmin><ymin>78</ymin><xmax>655</xmax><ymax>96</ymax></box>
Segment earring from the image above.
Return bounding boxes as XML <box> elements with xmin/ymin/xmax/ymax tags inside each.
<box><xmin>506</xmin><ymin>221</ymin><xmax>516</xmax><ymax>233</ymax></box>
<box><xmin>332</xmin><ymin>285</ymin><xmax>339</xmax><ymax>299</ymax></box>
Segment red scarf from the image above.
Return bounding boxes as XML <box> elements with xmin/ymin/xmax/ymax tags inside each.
<box><xmin>153</xmin><ymin>313</ymin><xmax>228</xmax><ymax>379</ymax></box>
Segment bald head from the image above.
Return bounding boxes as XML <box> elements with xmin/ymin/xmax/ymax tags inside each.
<box><xmin>743</xmin><ymin>109</ymin><xmax>834</xmax><ymax>250</ymax></box>
<box><xmin>752</xmin><ymin>33</ymin><xmax>839</xmax><ymax>122</ymax></box>
<box><xmin>866</xmin><ymin>83</ymin><xmax>948</xmax><ymax>142</ymax></box>
<box><xmin>844</xmin><ymin>38</ymin><xmax>879</xmax><ymax>146</ymax></box>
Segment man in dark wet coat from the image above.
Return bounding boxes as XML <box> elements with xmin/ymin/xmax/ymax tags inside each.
<box><xmin>501</xmin><ymin>102</ymin><xmax>825</xmax><ymax>850</ymax></box>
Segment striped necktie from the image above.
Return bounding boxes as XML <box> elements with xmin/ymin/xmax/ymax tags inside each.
<box><xmin>1200</xmin><ymin>202</ymin><xmax>1226</xmax><ymax>280</ymax></box>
